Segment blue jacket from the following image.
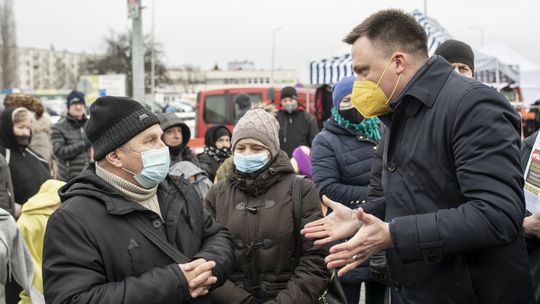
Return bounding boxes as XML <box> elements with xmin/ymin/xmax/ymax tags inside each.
<box><xmin>311</xmin><ymin>119</ymin><xmax>377</xmax><ymax>207</ymax></box>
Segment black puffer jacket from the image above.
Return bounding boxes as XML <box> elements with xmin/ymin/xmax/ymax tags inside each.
<box><xmin>198</xmin><ymin>125</ymin><xmax>232</xmax><ymax>182</ymax></box>
<box><xmin>51</xmin><ymin>115</ymin><xmax>90</xmax><ymax>181</ymax></box>
<box><xmin>276</xmin><ymin>110</ymin><xmax>319</xmax><ymax>157</ymax></box>
<box><xmin>43</xmin><ymin>163</ymin><xmax>234</xmax><ymax>303</ymax></box>
<box><xmin>0</xmin><ymin>108</ymin><xmax>51</xmax><ymax>205</ymax></box>
<box><xmin>204</xmin><ymin>151</ymin><xmax>329</xmax><ymax>303</ymax></box>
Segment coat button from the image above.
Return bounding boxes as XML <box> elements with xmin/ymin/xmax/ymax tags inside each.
<box><xmin>393</xmin><ymin>281</ymin><xmax>401</xmax><ymax>291</ymax></box>
<box><xmin>152</xmin><ymin>219</ymin><xmax>162</xmax><ymax>229</ymax></box>
<box><xmin>388</xmin><ymin>162</ymin><xmax>397</xmax><ymax>172</ymax></box>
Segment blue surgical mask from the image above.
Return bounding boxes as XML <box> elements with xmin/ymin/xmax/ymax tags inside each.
<box><xmin>234</xmin><ymin>152</ymin><xmax>269</xmax><ymax>173</ymax></box>
<box><xmin>121</xmin><ymin>146</ymin><xmax>171</xmax><ymax>188</ymax></box>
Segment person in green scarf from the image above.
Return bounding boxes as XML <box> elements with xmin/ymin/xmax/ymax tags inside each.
<box><xmin>311</xmin><ymin>75</ymin><xmax>385</xmax><ymax>304</ymax></box>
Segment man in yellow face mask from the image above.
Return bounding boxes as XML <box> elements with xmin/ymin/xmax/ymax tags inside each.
<box><xmin>301</xmin><ymin>8</ymin><xmax>534</xmax><ymax>304</ymax></box>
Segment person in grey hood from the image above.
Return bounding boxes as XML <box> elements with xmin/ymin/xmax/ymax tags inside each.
<box><xmin>157</xmin><ymin>113</ymin><xmax>200</xmax><ymax>167</ymax></box>
<box><xmin>169</xmin><ymin>161</ymin><xmax>213</xmax><ymax>201</ymax></box>
<box><xmin>1</xmin><ymin>208</ymin><xmax>44</xmax><ymax>304</ymax></box>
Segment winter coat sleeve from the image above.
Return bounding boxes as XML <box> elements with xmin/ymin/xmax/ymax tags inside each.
<box><xmin>191</xmin><ymin>203</ymin><xmax>234</xmax><ymax>290</ymax></box>
<box><xmin>43</xmin><ymin>208</ymin><xmax>192</xmax><ymax>304</ymax></box>
<box><xmin>197</xmin><ymin>153</ymin><xmax>218</xmax><ymax>181</ymax></box>
<box><xmin>269</xmin><ymin>179</ymin><xmax>330</xmax><ymax>304</ymax></box>
<box><xmin>17</xmin><ymin>217</ymin><xmax>45</xmax><ymax>303</ymax></box>
<box><xmin>0</xmin><ymin>154</ymin><xmax>15</xmax><ymax>216</ymax></box>
<box><xmin>390</xmin><ymin>88</ymin><xmax>526</xmax><ymax>263</ymax></box>
<box><xmin>204</xmin><ymin>185</ymin><xmax>254</xmax><ymax>304</ymax></box>
<box><xmin>6</xmin><ymin>215</ymin><xmax>45</xmax><ymax>304</ymax></box>
<box><xmin>311</xmin><ymin>133</ymin><xmax>368</xmax><ymax>206</ymax></box>
<box><xmin>50</xmin><ymin>123</ymin><xmax>87</xmax><ymax>161</ymax></box>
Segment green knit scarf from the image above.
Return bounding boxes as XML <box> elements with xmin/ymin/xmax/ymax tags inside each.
<box><xmin>331</xmin><ymin>108</ymin><xmax>381</xmax><ymax>142</ymax></box>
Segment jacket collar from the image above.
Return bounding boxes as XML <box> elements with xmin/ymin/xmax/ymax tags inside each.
<box><xmin>60</xmin><ymin>162</ymin><xmax>183</xmax><ymax>217</ymax></box>
<box><xmin>65</xmin><ymin>114</ymin><xmax>87</xmax><ymax>127</ymax></box>
<box><xmin>392</xmin><ymin>55</ymin><xmax>453</xmax><ymax>109</ymax></box>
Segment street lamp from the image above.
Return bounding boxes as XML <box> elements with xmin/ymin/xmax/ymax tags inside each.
<box><xmin>151</xmin><ymin>0</ymin><xmax>156</xmax><ymax>104</ymax></box>
<box><xmin>271</xmin><ymin>27</ymin><xmax>282</xmax><ymax>86</ymax></box>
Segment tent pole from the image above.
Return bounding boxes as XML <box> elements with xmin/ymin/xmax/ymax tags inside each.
<box><xmin>496</xmin><ymin>60</ymin><xmax>500</xmax><ymax>92</ymax></box>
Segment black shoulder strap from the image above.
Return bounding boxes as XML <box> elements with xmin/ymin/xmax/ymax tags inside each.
<box><xmin>128</xmin><ymin>214</ymin><xmax>190</xmax><ymax>264</ymax></box>
<box><xmin>292</xmin><ymin>175</ymin><xmax>305</xmax><ymax>265</ymax></box>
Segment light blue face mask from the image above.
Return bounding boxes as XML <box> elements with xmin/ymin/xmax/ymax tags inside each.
<box><xmin>121</xmin><ymin>146</ymin><xmax>171</xmax><ymax>188</ymax></box>
<box><xmin>234</xmin><ymin>152</ymin><xmax>269</xmax><ymax>173</ymax></box>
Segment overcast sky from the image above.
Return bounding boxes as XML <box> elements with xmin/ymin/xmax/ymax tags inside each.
<box><xmin>13</xmin><ymin>0</ymin><xmax>540</xmax><ymax>82</ymax></box>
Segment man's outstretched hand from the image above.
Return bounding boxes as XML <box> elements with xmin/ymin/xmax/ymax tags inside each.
<box><xmin>325</xmin><ymin>208</ymin><xmax>393</xmax><ymax>277</ymax></box>
<box><xmin>301</xmin><ymin>195</ymin><xmax>361</xmax><ymax>246</ymax></box>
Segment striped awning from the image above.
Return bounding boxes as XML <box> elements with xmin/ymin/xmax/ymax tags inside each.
<box><xmin>309</xmin><ymin>9</ymin><xmax>520</xmax><ymax>85</ymax></box>
<box><xmin>410</xmin><ymin>9</ymin><xmax>451</xmax><ymax>56</ymax></box>
<box><xmin>309</xmin><ymin>53</ymin><xmax>353</xmax><ymax>85</ymax></box>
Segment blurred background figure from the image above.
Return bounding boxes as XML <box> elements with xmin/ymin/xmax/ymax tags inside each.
<box><xmin>3</xmin><ymin>94</ymin><xmax>53</xmax><ymax>167</ymax></box>
<box><xmin>0</xmin><ymin>152</ymin><xmax>15</xmax><ymax>217</ymax></box>
<box><xmin>1</xmin><ymin>208</ymin><xmax>44</xmax><ymax>304</ymax></box>
<box><xmin>16</xmin><ymin>179</ymin><xmax>65</xmax><ymax>304</ymax></box>
<box><xmin>277</xmin><ymin>86</ymin><xmax>319</xmax><ymax>157</ymax></box>
<box><xmin>434</xmin><ymin>39</ymin><xmax>475</xmax><ymax>78</ymax></box>
<box><xmin>51</xmin><ymin>90</ymin><xmax>90</xmax><ymax>181</ymax></box>
<box><xmin>233</xmin><ymin>94</ymin><xmax>252</xmax><ymax>122</ymax></box>
<box><xmin>0</xmin><ymin>107</ymin><xmax>51</xmax><ymax>217</ymax></box>
<box><xmin>290</xmin><ymin>145</ymin><xmax>312</xmax><ymax>180</ymax></box>
<box><xmin>197</xmin><ymin>125</ymin><xmax>232</xmax><ymax>182</ymax></box>
<box><xmin>169</xmin><ymin>161</ymin><xmax>212</xmax><ymax>201</ymax></box>
<box><xmin>157</xmin><ymin>112</ymin><xmax>199</xmax><ymax>167</ymax></box>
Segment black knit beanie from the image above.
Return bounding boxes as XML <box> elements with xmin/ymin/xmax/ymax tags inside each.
<box><xmin>434</xmin><ymin>39</ymin><xmax>475</xmax><ymax>73</ymax></box>
<box><xmin>85</xmin><ymin>96</ymin><xmax>160</xmax><ymax>160</ymax></box>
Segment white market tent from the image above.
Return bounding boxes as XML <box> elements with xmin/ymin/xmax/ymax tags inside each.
<box><xmin>479</xmin><ymin>39</ymin><xmax>540</xmax><ymax>104</ymax></box>
<box><xmin>309</xmin><ymin>10</ymin><xmax>520</xmax><ymax>88</ymax></box>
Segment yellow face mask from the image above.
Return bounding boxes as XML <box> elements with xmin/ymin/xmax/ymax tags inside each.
<box><xmin>351</xmin><ymin>57</ymin><xmax>402</xmax><ymax>118</ymax></box>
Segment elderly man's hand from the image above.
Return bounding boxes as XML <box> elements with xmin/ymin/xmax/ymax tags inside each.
<box><xmin>301</xmin><ymin>196</ymin><xmax>361</xmax><ymax>246</ymax></box>
<box><xmin>179</xmin><ymin>258</ymin><xmax>217</xmax><ymax>298</ymax></box>
<box><xmin>524</xmin><ymin>211</ymin><xmax>540</xmax><ymax>238</ymax></box>
<box><xmin>325</xmin><ymin>208</ymin><xmax>393</xmax><ymax>277</ymax></box>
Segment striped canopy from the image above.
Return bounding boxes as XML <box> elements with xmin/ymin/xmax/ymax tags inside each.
<box><xmin>309</xmin><ymin>10</ymin><xmax>520</xmax><ymax>85</ymax></box>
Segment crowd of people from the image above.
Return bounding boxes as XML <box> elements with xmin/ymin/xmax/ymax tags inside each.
<box><xmin>1</xmin><ymin>8</ymin><xmax>540</xmax><ymax>304</ymax></box>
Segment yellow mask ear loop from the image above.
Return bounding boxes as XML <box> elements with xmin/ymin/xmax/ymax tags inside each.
<box><xmin>376</xmin><ymin>56</ymin><xmax>395</xmax><ymax>87</ymax></box>
<box><xmin>375</xmin><ymin>56</ymin><xmax>402</xmax><ymax>105</ymax></box>
<box><xmin>386</xmin><ymin>74</ymin><xmax>402</xmax><ymax>105</ymax></box>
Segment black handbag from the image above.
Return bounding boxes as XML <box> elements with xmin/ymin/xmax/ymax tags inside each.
<box><xmin>292</xmin><ymin>176</ymin><xmax>347</xmax><ymax>304</ymax></box>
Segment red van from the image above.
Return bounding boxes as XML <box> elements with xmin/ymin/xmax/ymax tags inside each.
<box><xmin>194</xmin><ymin>86</ymin><xmax>318</xmax><ymax>139</ymax></box>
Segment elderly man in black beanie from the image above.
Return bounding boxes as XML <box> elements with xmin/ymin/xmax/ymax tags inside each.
<box><xmin>42</xmin><ymin>96</ymin><xmax>233</xmax><ymax>304</ymax></box>
<box><xmin>434</xmin><ymin>39</ymin><xmax>475</xmax><ymax>78</ymax></box>
<box><xmin>276</xmin><ymin>86</ymin><xmax>319</xmax><ymax>157</ymax></box>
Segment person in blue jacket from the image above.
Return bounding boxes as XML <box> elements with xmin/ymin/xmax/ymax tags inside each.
<box><xmin>311</xmin><ymin>76</ymin><xmax>384</xmax><ymax>304</ymax></box>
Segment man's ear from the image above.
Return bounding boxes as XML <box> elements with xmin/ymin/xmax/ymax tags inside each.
<box><xmin>393</xmin><ymin>52</ymin><xmax>407</xmax><ymax>75</ymax></box>
<box><xmin>105</xmin><ymin>150</ymin><xmax>123</xmax><ymax>168</ymax></box>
